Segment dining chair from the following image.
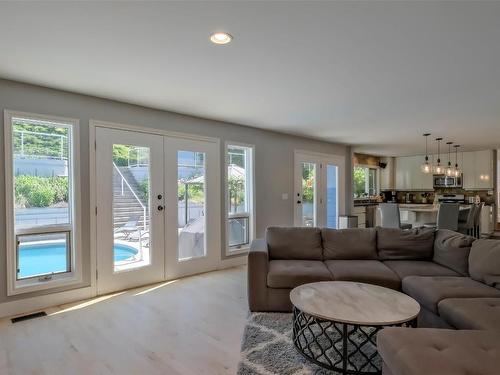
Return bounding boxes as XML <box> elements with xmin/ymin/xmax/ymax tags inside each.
<box><xmin>379</xmin><ymin>203</ymin><xmax>412</xmax><ymax>229</ymax></box>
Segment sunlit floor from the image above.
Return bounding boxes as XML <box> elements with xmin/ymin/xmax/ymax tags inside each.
<box><xmin>0</xmin><ymin>266</ymin><xmax>248</xmax><ymax>375</ymax></box>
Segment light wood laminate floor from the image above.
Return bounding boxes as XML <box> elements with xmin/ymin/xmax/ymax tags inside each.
<box><xmin>0</xmin><ymin>266</ymin><xmax>248</xmax><ymax>375</ymax></box>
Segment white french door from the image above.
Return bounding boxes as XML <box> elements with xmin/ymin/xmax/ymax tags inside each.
<box><xmin>294</xmin><ymin>151</ymin><xmax>345</xmax><ymax>228</ymax></box>
<box><xmin>164</xmin><ymin>137</ymin><xmax>220</xmax><ymax>279</ymax></box>
<box><xmin>95</xmin><ymin>126</ymin><xmax>220</xmax><ymax>294</ymax></box>
<box><xmin>96</xmin><ymin>128</ymin><xmax>165</xmax><ymax>294</ymax></box>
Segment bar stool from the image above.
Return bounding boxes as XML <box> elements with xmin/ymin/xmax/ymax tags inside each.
<box><xmin>424</xmin><ymin>203</ymin><xmax>459</xmax><ymax>231</ymax></box>
<box><xmin>458</xmin><ymin>205</ymin><xmax>476</xmax><ymax>236</ymax></box>
<box><xmin>473</xmin><ymin>203</ymin><xmax>484</xmax><ymax>238</ymax></box>
<box><xmin>379</xmin><ymin>203</ymin><xmax>412</xmax><ymax>229</ymax></box>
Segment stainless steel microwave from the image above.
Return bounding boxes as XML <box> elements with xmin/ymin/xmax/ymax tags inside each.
<box><xmin>433</xmin><ymin>174</ymin><xmax>462</xmax><ymax>188</ymax></box>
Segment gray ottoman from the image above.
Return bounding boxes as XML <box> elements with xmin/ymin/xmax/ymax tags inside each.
<box><xmin>378</xmin><ymin>327</ymin><xmax>500</xmax><ymax>375</ymax></box>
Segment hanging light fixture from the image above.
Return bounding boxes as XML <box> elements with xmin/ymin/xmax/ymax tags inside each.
<box><xmin>420</xmin><ymin>133</ymin><xmax>432</xmax><ymax>173</ymax></box>
<box><xmin>434</xmin><ymin>137</ymin><xmax>444</xmax><ymax>174</ymax></box>
<box><xmin>453</xmin><ymin>144</ymin><xmax>461</xmax><ymax>177</ymax></box>
<box><xmin>446</xmin><ymin>141</ymin><xmax>454</xmax><ymax>176</ymax></box>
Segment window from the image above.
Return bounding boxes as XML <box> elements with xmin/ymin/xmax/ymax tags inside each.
<box><xmin>353</xmin><ymin>166</ymin><xmax>378</xmax><ymax>198</ymax></box>
<box><xmin>5</xmin><ymin>111</ymin><xmax>80</xmax><ymax>295</ymax></box>
<box><xmin>226</xmin><ymin>144</ymin><xmax>254</xmax><ymax>253</ymax></box>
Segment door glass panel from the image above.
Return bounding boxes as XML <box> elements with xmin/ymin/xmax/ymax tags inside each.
<box><xmin>112</xmin><ymin>145</ymin><xmax>151</xmax><ymax>272</ymax></box>
<box><xmin>301</xmin><ymin>162</ymin><xmax>316</xmax><ymax>227</ymax></box>
<box><xmin>178</xmin><ymin>151</ymin><xmax>206</xmax><ymax>260</ymax></box>
<box><xmin>326</xmin><ymin>164</ymin><xmax>338</xmax><ymax>228</ymax></box>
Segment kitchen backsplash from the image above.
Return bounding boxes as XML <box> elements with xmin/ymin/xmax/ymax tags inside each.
<box><xmin>392</xmin><ymin>189</ymin><xmax>495</xmax><ymax>205</ymax></box>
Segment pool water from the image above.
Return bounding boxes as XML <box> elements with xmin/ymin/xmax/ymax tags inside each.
<box><xmin>18</xmin><ymin>243</ymin><xmax>138</xmax><ymax>279</ymax></box>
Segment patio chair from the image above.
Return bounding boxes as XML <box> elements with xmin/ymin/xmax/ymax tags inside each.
<box><xmin>114</xmin><ymin>216</ymin><xmax>140</xmax><ymax>240</ymax></box>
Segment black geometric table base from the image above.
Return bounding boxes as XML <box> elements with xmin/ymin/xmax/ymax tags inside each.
<box><xmin>292</xmin><ymin>307</ymin><xmax>416</xmax><ymax>375</ymax></box>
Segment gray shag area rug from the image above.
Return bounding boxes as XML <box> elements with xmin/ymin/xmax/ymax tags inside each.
<box><xmin>237</xmin><ymin>312</ymin><xmax>380</xmax><ymax>375</ymax></box>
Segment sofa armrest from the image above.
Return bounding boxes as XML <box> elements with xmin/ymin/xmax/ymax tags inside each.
<box><xmin>247</xmin><ymin>239</ymin><xmax>269</xmax><ymax>311</ymax></box>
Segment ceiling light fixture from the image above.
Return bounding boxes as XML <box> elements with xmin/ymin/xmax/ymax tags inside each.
<box><xmin>453</xmin><ymin>144</ymin><xmax>461</xmax><ymax>177</ymax></box>
<box><xmin>446</xmin><ymin>141</ymin><xmax>454</xmax><ymax>176</ymax></box>
<box><xmin>434</xmin><ymin>137</ymin><xmax>444</xmax><ymax>174</ymax></box>
<box><xmin>210</xmin><ymin>32</ymin><xmax>233</xmax><ymax>45</ymax></box>
<box><xmin>421</xmin><ymin>133</ymin><xmax>432</xmax><ymax>174</ymax></box>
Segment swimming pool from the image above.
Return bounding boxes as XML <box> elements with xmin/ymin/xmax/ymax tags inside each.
<box><xmin>18</xmin><ymin>243</ymin><xmax>138</xmax><ymax>279</ymax></box>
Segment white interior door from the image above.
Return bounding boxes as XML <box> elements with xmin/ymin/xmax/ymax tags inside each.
<box><xmin>96</xmin><ymin>127</ymin><xmax>165</xmax><ymax>294</ymax></box>
<box><xmin>164</xmin><ymin>137</ymin><xmax>220</xmax><ymax>279</ymax></box>
<box><xmin>294</xmin><ymin>151</ymin><xmax>345</xmax><ymax>228</ymax></box>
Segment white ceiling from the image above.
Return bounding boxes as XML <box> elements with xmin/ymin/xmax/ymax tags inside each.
<box><xmin>1</xmin><ymin>1</ymin><xmax>500</xmax><ymax>156</ymax></box>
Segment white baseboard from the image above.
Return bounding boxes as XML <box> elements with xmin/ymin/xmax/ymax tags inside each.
<box><xmin>219</xmin><ymin>255</ymin><xmax>247</xmax><ymax>269</ymax></box>
<box><xmin>0</xmin><ymin>286</ymin><xmax>93</xmax><ymax>319</ymax></box>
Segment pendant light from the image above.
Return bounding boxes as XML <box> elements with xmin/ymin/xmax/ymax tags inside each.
<box><xmin>434</xmin><ymin>137</ymin><xmax>444</xmax><ymax>174</ymax></box>
<box><xmin>445</xmin><ymin>142</ymin><xmax>454</xmax><ymax>176</ymax></box>
<box><xmin>420</xmin><ymin>133</ymin><xmax>432</xmax><ymax>173</ymax></box>
<box><xmin>453</xmin><ymin>144</ymin><xmax>461</xmax><ymax>177</ymax></box>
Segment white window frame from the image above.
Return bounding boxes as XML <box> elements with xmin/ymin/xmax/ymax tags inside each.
<box><xmin>225</xmin><ymin>142</ymin><xmax>255</xmax><ymax>256</ymax></box>
<box><xmin>4</xmin><ymin>110</ymin><xmax>82</xmax><ymax>296</ymax></box>
<box><xmin>353</xmin><ymin>164</ymin><xmax>380</xmax><ymax>198</ymax></box>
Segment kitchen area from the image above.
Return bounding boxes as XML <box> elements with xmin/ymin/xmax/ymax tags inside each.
<box><xmin>351</xmin><ymin>148</ymin><xmax>499</xmax><ymax>238</ymax></box>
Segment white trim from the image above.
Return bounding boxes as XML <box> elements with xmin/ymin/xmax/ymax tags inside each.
<box><xmin>4</xmin><ymin>110</ymin><xmax>83</xmax><ymax>296</ymax></box>
<box><xmin>224</xmin><ymin>141</ymin><xmax>256</xmax><ymax>257</ymax></box>
<box><xmin>89</xmin><ymin>119</ymin><xmax>219</xmax><ymax>144</ymax></box>
<box><xmin>0</xmin><ymin>287</ymin><xmax>93</xmax><ymax>319</ymax></box>
<box><xmin>89</xmin><ymin>119</ymin><xmax>223</xmax><ymax>294</ymax></box>
<box><xmin>89</xmin><ymin>121</ymin><xmax>98</xmax><ymax>297</ymax></box>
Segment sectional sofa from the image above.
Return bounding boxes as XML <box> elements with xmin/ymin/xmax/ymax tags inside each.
<box><xmin>248</xmin><ymin>226</ymin><xmax>500</xmax><ymax>374</ymax></box>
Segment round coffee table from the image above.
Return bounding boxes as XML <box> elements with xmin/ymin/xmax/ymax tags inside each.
<box><xmin>291</xmin><ymin>281</ymin><xmax>420</xmax><ymax>375</ymax></box>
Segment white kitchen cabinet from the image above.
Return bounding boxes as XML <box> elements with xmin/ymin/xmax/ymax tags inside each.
<box><xmin>462</xmin><ymin>152</ymin><xmax>476</xmax><ymax>190</ymax></box>
<box><xmin>395</xmin><ymin>156</ymin><xmax>411</xmax><ymax>190</ymax></box>
<box><xmin>395</xmin><ymin>155</ymin><xmax>432</xmax><ymax>190</ymax></box>
<box><xmin>395</xmin><ymin>150</ymin><xmax>494</xmax><ymax>191</ymax></box>
<box><xmin>475</xmin><ymin>150</ymin><xmax>494</xmax><ymax>189</ymax></box>
<box><xmin>462</xmin><ymin>150</ymin><xmax>494</xmax><ymax>190</ymax></box>
<box><xmin>380</xmin><ymin>157</ymin><xmax>394</xmax><ymax>190</ymax></box>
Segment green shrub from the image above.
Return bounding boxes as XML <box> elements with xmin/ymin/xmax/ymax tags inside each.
<box><xmin>138</xmin><ymin>179</ymin><xmax>149</xmax><ymax>202</ymax></box>
<box><xmin>28</xmin><ymin>185</ymin><xmax>55</xmax><ymax>207</ymax></box>
<box><xmin>14</xmin><ymin>175</ymin><xmax>68</xmax><ymax>208</ymax></box>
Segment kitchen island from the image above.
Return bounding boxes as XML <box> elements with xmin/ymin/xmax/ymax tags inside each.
<box><xmin>375</xmin><ymin>204</ymin><xmax>471</xmax><ymax>227</ymax></box>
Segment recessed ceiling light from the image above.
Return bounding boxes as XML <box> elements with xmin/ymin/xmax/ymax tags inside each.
<box><xmin>210</xmin><ymin>32</ymin><xmax>233</xmax><ymax>45</ymax></box>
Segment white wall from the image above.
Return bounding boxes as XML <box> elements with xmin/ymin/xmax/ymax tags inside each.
<box><xmin>0</xmin><ymin>78</ymin><xmax>349</xmax><ymax>304</ymax></box>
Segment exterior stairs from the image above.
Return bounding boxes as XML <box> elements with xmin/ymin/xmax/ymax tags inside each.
<box><xmin>112</xmin><ymin>165</ymin><xmax>149</xmax><ymax>231</ymax></box>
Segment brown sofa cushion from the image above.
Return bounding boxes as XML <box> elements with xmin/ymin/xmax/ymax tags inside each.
<box><xmin>377</xmin><ymin>227</ymin><xmax>435</xmax><ymax>260</ymax></box>
<box><xmin>267</xmin><ymin>260</ymin><xmax>332</xmax><ymax>288</ymax></box>
<box><xmin>266</xmin><ymin>227</ymin><xmax>323</xmax><ymax>260</ymax></box>
<box><xmin>322</xmin><ymin>228</ymin><xmax>377</xmax><ymax>260</ymax></box>
<box><xmin>433</xmin><ymin>229</ymin><xmax>475</xmax><ymax>276</ymax></box>
<box><xmin>469</xmin><ymin>239</ymin><xmax>500</xmax><ymax>289</ymax></box>
<box><xmin>378</xmin><ymin>327</ymin><xmax>500</xmax><ymax>375</ymax></box>
<box><xmin>402</xmin><ymin>276</ymin><xmax>500</xmax><ymax>313</ymax></box>
<box><xmin>439</xmin><ymin>298</ymin><xmax>500</xmax><ymax>330</ymax></box>
<box><xmin>324</xmin><ymin>260</ymin><xmax>400</xmax><ymax>290</ymax></box>
<box><xmin>383</xmin><ymin>260</ymin><xmax>459</xmax><ymax>279</ymax></box>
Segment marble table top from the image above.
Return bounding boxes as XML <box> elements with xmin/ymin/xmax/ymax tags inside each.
<box><xmin>290</xmin><ymin>281</ymin><xmax>420</xmax><ymax>325</ymax></box>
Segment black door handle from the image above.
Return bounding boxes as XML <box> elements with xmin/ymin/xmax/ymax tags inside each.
<box><xmin>297</xmin><ymin>200</ymin><xmax>302</xmax><ymax>204</ymax></box>
<box><xmin>158</xmin><ymin>205</ymin><xmax>164</xmax><ymax>211</ymax></box>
